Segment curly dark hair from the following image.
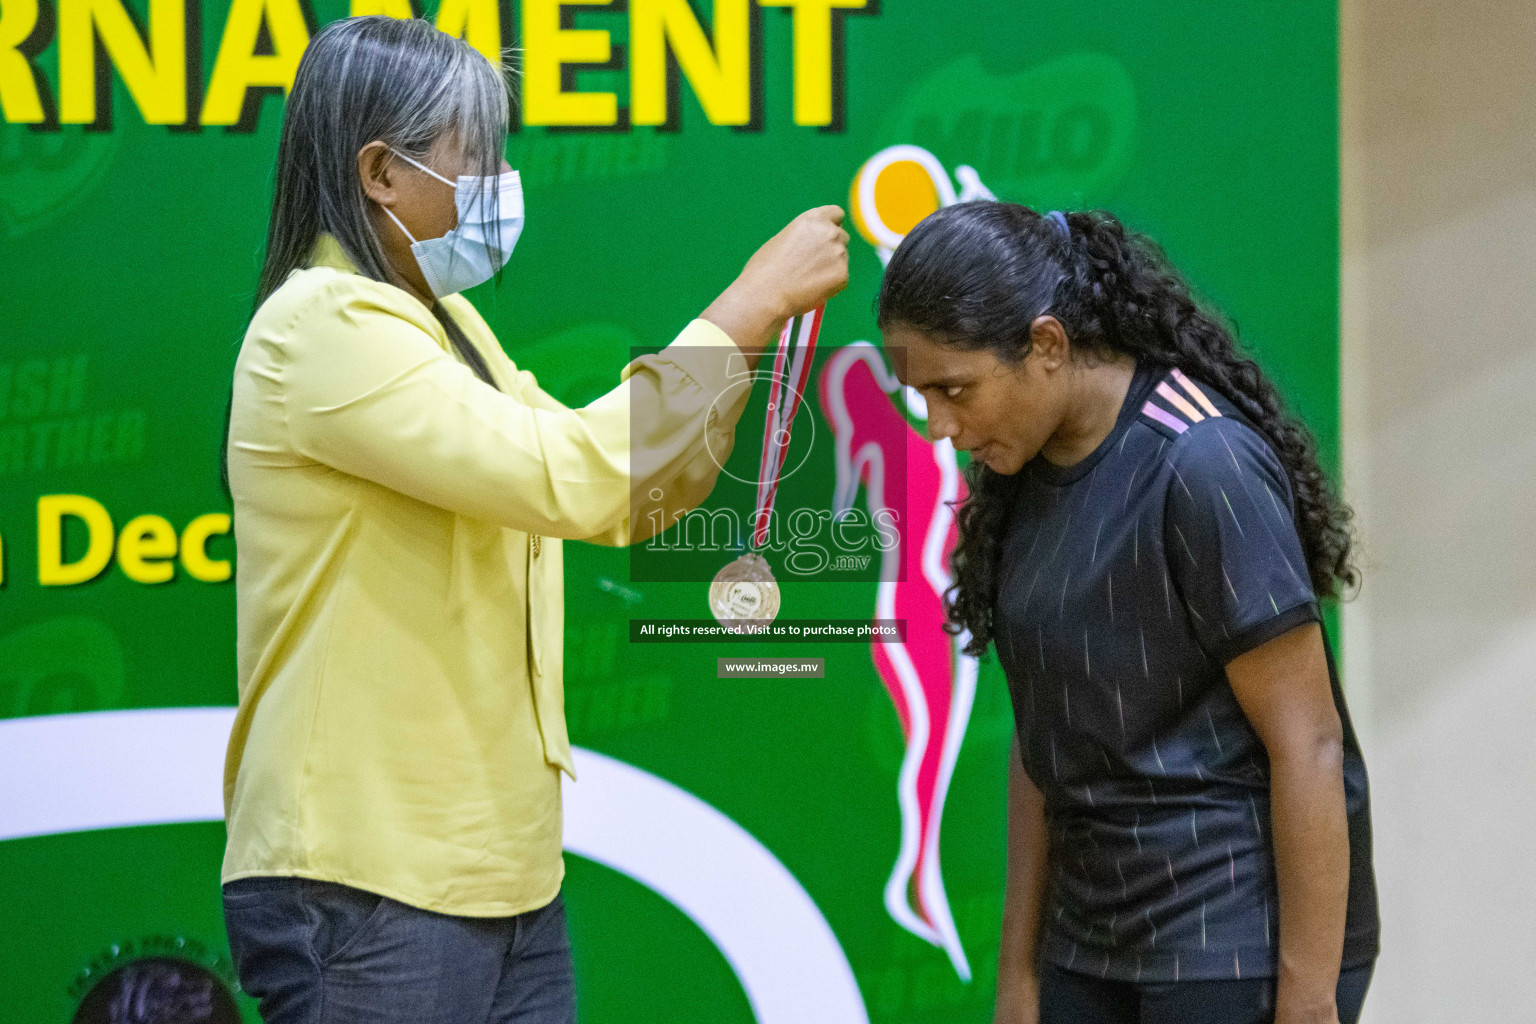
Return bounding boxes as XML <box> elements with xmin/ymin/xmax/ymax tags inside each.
<box><xmin>876</xmin><ymin>202</ymin><xmax>1356</xmax><ymax>658</ymax></box>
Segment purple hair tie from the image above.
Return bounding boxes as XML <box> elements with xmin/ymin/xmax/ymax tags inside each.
<box><xmin>1046</xmin><ymin>210</ymin><xmax>1070</xmax><ymax>241</ymax></box>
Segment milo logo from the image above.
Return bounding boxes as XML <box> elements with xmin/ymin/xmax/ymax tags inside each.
<box><xmin>0</xmin><ymin>122</ymin><xmax>118</xmax><ymax>238</ymax></box>
<box><xmin>876</xmin><ymin>52</ymin><xmax>1136</xmax><ymax>202</ymax></box>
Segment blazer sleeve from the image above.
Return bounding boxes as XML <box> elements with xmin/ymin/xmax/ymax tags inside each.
<box><xmin>276</xmin><ymin>278</ymin><xmax>751</xmax><ymax>539</ymax></box>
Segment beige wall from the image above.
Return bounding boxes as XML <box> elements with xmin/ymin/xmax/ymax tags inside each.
<box><xmin>1342</xmin><ymin>2</ymin><xmax>1536</xmax><ymax>1020</ymax></box>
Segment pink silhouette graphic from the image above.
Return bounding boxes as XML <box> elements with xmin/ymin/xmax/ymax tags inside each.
<box><xmin>820</xmin><ymin>341</ymin><xmax>976</xmax><ymax>980</ymax></box>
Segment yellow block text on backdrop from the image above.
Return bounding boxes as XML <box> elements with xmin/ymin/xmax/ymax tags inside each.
<box><xmin>0</xmin><ymin>0</ymin><xmax>871</xmax><ymax>129</ymax></box>
<box><xmin>33</xmin><ymin>494</ymin><xmax>231</xmax><ymax>586</ymax></box>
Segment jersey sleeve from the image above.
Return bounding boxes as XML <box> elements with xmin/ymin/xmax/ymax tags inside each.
<box><xmin>1163</xmin><ymin>417</ymin><xmax>1320</xmax><ymax>665</ymax></box>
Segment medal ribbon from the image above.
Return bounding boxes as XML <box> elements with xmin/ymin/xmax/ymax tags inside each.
<box><xmin>751</xmin><ymin>305</ymin><xmax>824</xmax><ymax>549</ymax></box>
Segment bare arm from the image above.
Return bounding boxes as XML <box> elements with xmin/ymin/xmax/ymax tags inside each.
<box><xmin>1226</xmin><ymin>622</ymin><xmax>1349</xmax><ymax>1024</ymax></box>
<box><xmin>994</xmin><ymin>737</ymin><xmax>1051</xmax><ymax>1024</ymax></box>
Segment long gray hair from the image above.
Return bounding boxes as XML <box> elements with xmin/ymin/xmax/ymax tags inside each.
<box><xmin>256</xmin><ymin>16</ymin><xmax>510</xmax><ymax>383</ymax></box>
<box><xmin>224</xmin><ymin>16</ymin><xmax>510</xmax><ymax>488</ymax></box>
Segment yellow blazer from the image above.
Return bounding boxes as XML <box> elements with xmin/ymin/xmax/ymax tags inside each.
<box><xmin>222</xmin><ymin>235</ymin><xmax>750</xmax><ymax>915</ymax></box>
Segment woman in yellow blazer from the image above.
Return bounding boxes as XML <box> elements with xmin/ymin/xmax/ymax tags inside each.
<box><xmin>220</xmin><ymin>16</ymin><xmax>848</xmax><ymax>1024</ymax></box>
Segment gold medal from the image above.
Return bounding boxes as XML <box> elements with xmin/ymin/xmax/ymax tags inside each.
<box><xmin>709</xmin><ymin>552</ymin><xmax>781</xmax><ymax>631</ymax></box>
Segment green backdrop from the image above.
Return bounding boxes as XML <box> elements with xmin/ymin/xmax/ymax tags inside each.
<box><xmin>0</xmin><ymin>1</ymin><xmax>1339</xmax><ymax>1020</ymax></box>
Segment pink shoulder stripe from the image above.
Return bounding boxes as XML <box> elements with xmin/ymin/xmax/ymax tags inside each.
<box><xmin>1171</xmin><ymin>368</ymin><xmax>1222</xmax><ymax>418</ymax></box>
<box><xmin>1156</xmin><ymin>381</ymin><xmax>1206</xmax><ymax>423</ymax></box>
<box><xmin>1141</xmin><ymin>400</ymin><xmax>1189</xmax><ymax>434</ymax></box>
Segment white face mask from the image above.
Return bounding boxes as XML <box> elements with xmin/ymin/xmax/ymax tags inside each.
<box><xmin>380</xmin><ymin>148</ymin><xmax>524</xmax><ymax>298</ymax></box>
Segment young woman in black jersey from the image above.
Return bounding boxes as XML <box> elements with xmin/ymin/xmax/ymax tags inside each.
<box><xmin>878</xmin><ymin>203</ymin><xmax>1378</xmax><ymax>1024</ymax></box>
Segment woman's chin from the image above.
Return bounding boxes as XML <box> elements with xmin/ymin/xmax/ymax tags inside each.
<box><xmin>974</xmin><ymin>445</ymin><xmax>1021</xmax><ymax>475</ymax></box>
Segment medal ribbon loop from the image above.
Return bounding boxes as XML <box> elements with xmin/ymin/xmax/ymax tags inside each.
<box><xmin>752</xmin><ymin>306</ymin><xmax>824</xmax><ymax>550</ymax></box>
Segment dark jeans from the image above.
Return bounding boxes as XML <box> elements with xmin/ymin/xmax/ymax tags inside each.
<box><xmin>1039</xmin><ymin>961</ymin><xmax>1374</xmax><ymax>1024</ymax></box>
<box><xmin>222</xmin><ymin>877</ymin><xmax>576</xmax><ymax>1024</ymax></box>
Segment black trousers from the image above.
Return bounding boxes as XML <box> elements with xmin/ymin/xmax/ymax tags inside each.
<box><xmin>1039</xmin><ymin>962</ymin><xmax>1374</xmax><ymax>1024</ymax></box>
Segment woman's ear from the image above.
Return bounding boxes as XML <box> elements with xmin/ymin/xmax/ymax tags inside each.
<box><xmin>358</xmin><ymin>141</ymin><xmax>397</xmax><ymax>207</ymax></box>
<box><xmin>1029</xmin><ymin>315</ymin><xmax>1071</xmax><ymax>372</ymax></box>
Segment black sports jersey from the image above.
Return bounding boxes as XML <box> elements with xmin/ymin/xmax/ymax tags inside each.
<box><xmin>995</xmin><ymin>361</ymin><xmax>1378</xmax><ymax>982</ymax></box>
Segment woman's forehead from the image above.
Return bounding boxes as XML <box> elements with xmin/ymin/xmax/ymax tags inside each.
<box><xmin>884</xmin><ymin>328</ymin><xmax>999</xmax><ymax>388</ymax></box>
<box><xmin>426</xmin><ymin>131</ymin><xmax>477</xmax><ymax>168</ymax></box>
<box><xmin>425</xmin><ymin>124</ymin><xmax>507</xmax><ymax>171</ymax></box>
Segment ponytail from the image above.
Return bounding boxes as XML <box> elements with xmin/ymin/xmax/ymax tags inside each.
<box><xmin>877</xmin><ymin>202</ymin><xmax>1355</xmax><ymax>657</ymax></box>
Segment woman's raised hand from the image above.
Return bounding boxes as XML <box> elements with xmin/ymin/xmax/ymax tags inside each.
<box><xmin>702</xmin><ymin>206</ymin><xmax>851</xmax><ymax>363</ymax></box>
<box><xmin>742</xmin><ymin>205</ymin><xmax>851</xmax><ymax>318</ymax></box>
